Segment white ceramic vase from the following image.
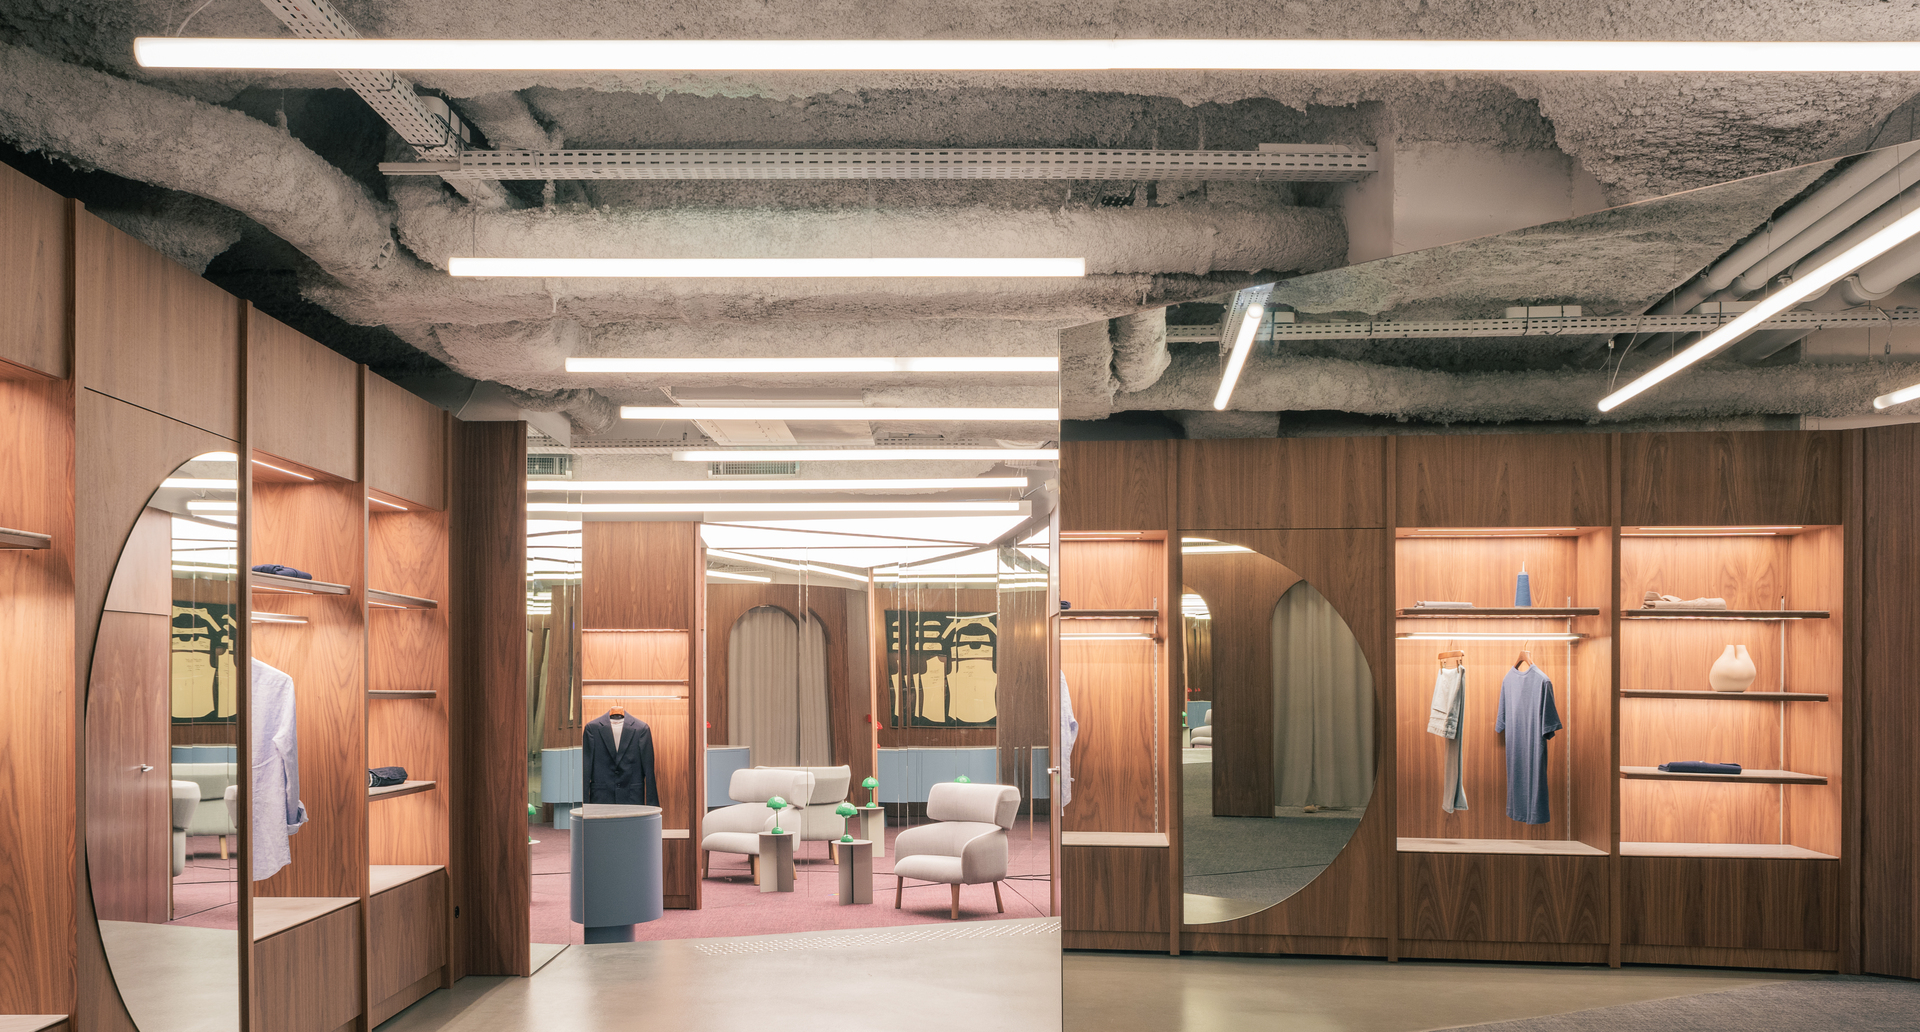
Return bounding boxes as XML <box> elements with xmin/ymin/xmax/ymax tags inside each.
<box><xmin>1708</xmin><ymin>644</ymin><xmax>1757</xmax><ymax>693</ymax></box>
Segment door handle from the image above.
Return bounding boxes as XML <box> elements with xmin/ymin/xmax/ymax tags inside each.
<box><xmin>139</xmin><ymin>764</ymin><xmax>154</xmax><ymax>772</ymax></box>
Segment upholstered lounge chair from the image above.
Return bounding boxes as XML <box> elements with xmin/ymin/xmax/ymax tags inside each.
<box><xmin>760</xmin><ymin>764</ymin><xmax>852</xmax><ymax>857</ymax></box>
<box><xmin>893</xmin><ymin>782</ymin><xmax>1020</xmax><ymax>919</ymax></box>
<box><xmin>699</xmin><ymin>767</ymin><xmax>813</xmax><ymax>883</ymax></box>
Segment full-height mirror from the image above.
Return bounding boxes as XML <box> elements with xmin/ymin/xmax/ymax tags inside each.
<box><xmin>1181</xmin><ymin>537</ymin><xmax>1374</xmax><ymax>924</ymax></box>
<box><xmin>89</xmin><ymin>452</ymin><xmax>242</xmax><ymax>1032</ymax></box>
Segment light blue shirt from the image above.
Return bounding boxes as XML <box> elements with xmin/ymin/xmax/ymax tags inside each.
<box><xmin>251</xmin><ymin>658</ymin><xmax>307</xmax><ymax>880</ymax></box>
<box><xmin>1495</xmin><ymin>665</ymin><xmax>1562</xmax><ymax>825</ymax></box>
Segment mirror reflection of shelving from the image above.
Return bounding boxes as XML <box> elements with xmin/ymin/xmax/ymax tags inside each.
<box><xmin>1617</xmin><ymin>525</ymin><xmax>1841</xmax><ymax>862</ymax></box>
<box><xmin>1394</xmin><ymin>527</ymin><xmax>1612</xmax><ymax>857</ymax></box>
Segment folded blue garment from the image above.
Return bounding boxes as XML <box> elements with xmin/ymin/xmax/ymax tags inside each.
<box><xmin>251</xmin><ymin>564</ymin><xmax>312</xmax><ymax>579</ymax></box>
<box><xmin>1659</xmin><ymin>761</ymin><xmax>1744</xmax><ymax>775</ymax></box>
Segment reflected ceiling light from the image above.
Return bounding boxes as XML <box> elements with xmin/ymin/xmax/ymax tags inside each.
<box><xmin>530</xmin><ymin>477</ymin><xmax>1028</xmax><ymax>492</ymax></box>
<box><xmin>253</xmin><ymin>458</ymin><xmax>315</xmax><ymax>481</ymax></box>
<box><xmin>624</xmin><ymin>406</ymin><xmax>1057</xmax><ymax>421</ymax></box>
<box><xmin>672</xmin><ymin>448</ymin><xmax>1058</xmax><ymax>462</ymax></box>
<box><xmin>1873</xmin><ymin>381</ymin><xmax>1920</xmax><ymax>409</ymax></box>
<box><xmin>1600</xmin><ymin>204</ymin><xmax>1920</xmax><ymax>412</ymax></box>
<box><xmin>162</xmin><ymin>478</ymin><xmax>238</xmax><ymax>489</ymax></box>
<box><xmin>1211</xmin><ymin>303</ymin><xmax>1264</xmax><ymax>411</ymax></box>
<box><xmin>529</xmin><ymin>501</ymin><xmax>1024</xmax><ymax>513</ymax></box>
<box><xmin>707</xmin><ymin>549</ymin><xmax>870</xmax><ymax>584</ymax></box>
<box><xmin>449</xmin><ymin>257</ymin><xmax>1084</xmax><ymax>278</ymax></box>
<box><xmin>186</xmin><ymin>500</ymin><xmax>239</xmax><ymax>512</ymax></box>
<box><xmin>706</xmin><ymin>569</ymin><xmax>776</xmax><ymax>583</ymax></box>
<box><xmin>134</xmin><ymin>38</ymin><xmax>1920</xmax><ymax>72</ymax></box>
<box><xmin>1397</xmin><ymin>633</ymin><xmax>1583</xmax><ymax>642</ymax></box>
<box><xmin>568</xmin><ymin>357</ymin><xmax>1058</xmax><ymax>373</ymax></box>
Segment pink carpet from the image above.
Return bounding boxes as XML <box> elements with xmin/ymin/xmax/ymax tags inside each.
<box><xmin>168</xmin><ymin>834</ymin><xmax>240</xmax><ymax>930</ymax></box>
<box><xmin>530</xmin><ymin>815</ymin><xmax>1053</xmax><ymax>944</ymax></box>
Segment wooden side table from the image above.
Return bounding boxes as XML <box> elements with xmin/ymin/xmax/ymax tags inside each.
<box><xmin>836</xmin><ymin>839</ymin><xmax>873</xmax><ymax>904</ymax></box>
<box><xmin>856</xmin><ymin>805</ymin><xmax>886</xmax><ymax>856</ymax></box>
<box><xmin>757</xmin><ymin>831</ymin><xmax>796</xmax><ymax>893</ymax></box>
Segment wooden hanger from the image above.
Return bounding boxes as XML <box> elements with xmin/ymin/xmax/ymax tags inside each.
<box><xmin>1437</xmin><ymin>649</ymin><xmax>1466</xmax><ymax>670</ymax></box>
<box><xmin>1514</xmin><ymin>642</ymin><xmax>1533</xmax><ymax>672</ymax></box>
<box><xmin>609</xmin><ymin>703</ymin><xmax>626</xmax><ymax>719</ymax></box>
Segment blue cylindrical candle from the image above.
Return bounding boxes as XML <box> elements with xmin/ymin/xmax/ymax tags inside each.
<box><xmin>1515</xmin><ymin>567</ymin><xmax>1532</xmax><ymax>607</ymax></box>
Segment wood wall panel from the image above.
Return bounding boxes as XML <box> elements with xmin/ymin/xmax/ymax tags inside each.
<box><xmin>0</xmin><ymin>167</ymin><xmax>70</xmax><ymax>378</ymax></box>
<box><xmin>1571</xmin><ymin>529</ymin><xmax>1615</xmax><ymax>852</ymax></box>
<box><xmin>251</xmin><ymin>905</ymin><xmax>362</xmax><ymax>1032</ymax></box>
<box><xmin>83</xmin><ymin>612</ymin><xmax>170</xmax><ymax>924</ymax></box>
<box><xmin>583</xmin><ymin>629</ymin><xmax>690</xmax><ymax>682</ymax></box>
<box><xmin>1860</xmin><ymin>424</ymin><xmax>1920</xmax><ymax>978</ymax></box>
<box><xmin>365</xmin><ymin>374</ymin><xmax>446</xmax><ymax>511</ymax></box>
<box><xmin>996</xmin><ymin>581</ymin><xmax>1051</xmax><ymax>804</ymax></box>
<box><xmin>583</xmin><ymin>522</ymin><xmax>698</xmax><ymax>629</ymax></box>
<box><xmin>247</xmin><ymin>312</ymin><xmax>358</xmax><ymax>482</ymax></box>
<box><xmin>1621</xmin><ymin>857</ymin><xmax>1839</xmax><ymax>951</ymax></box>
<box><xmin>73</xmin><ymin>212</ymin><xmax>241</xmax><ymax>439</ymax></box>
<box><xmin>1398</xmin><ymin>940</ymin><xmax>1608</xmax><ymax>963</ymax></box>
<box><xmin>368</xmin><ymin>872</ymin><xmax>446</xmax><ymax>1012</ymax></box>
<box><xmin>1620</xmin><ymin>944</ymin><xmax>1838</xmax><ymax>971</ymax></box>
<box><xmin>369</xmin><ymin>513</ymin><xmax>451</xmax><ymax>866</ymax></box>
<box><xmin>1059</xmin><ymin>637</ymin><xmax>1159</xmax><ymax>834</ymax></box>
<box><xmin>1059</xmin><ymin>441</ymin><xmax>1170</xmax><ymax>532</ymax></box>
<box><xmin>102</xmin><ymin>509</ymin><xmax>172</xmax><ymax>617</ymax></box>
<box><xmin>1399</xmin><ymin>853</ymin><xmax>1607</xmax><ymax>944</ymax></box>
<box><xmin>1180</xmin><ymin>550</ymin><xmax>1301</xmax><ymax>818</ymax></box>
<box><xmin>1176</xmin><ymin>437</ymin><xmax>1386</xmax><ymax>529</ymax></box>
<box><xmin>1618</xmin><ymin>431</ymin><xmax>1843</xmax><ymax>527</ymax></box>
<box><xmin>1063</xmin><ymin>845</ymin><xmax>1169</xmax><ymax>937</ymax></box>
<box><xmin>1396</xmin><ymin>433</ymin><xmax>1610</xmax><ymax>528</ymax></box>
<box><xmin>448</xmin><ymin>420</ymin><xmax>529</xmax><ymax>976</ymax></box>
<box><xmin>1784</xmin><ymin>527</ymin><xmax>1843</xmax><ymax>859</ymax></box>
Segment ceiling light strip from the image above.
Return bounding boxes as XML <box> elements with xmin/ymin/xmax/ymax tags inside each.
<box><xmin>450</xmin><ymin>257</ymin><xmax>1084</xmax><ymax>278</ymax></box>
<box><xmin>1212</xmin><ymin>303</ymin><xmax>1266</xmax><ymax>410</ymax></box>
<box><xmin>622</xmin><ymin>406</ymin><xmax>1058</xmax><ymax>421</ymax></box>
<box><xmin>135</xmin><ymin>38</ymin><xmax>1920</xmax><ymax>72</ymax></box>
<box><xmin>669</xmin><ymin>449</ymin><xmax>1058</xmax><ymax>461</ymax></box>
<box><xmin>529</xmin><ymin>477</ymin><xmax>1028</xmax><ymax>492</ymax></box>
<box><xmin>567</xmin><ymin>356</ymin><xmax>1059</xmax><ymax>373</ymax></box>
<box><xmin>528</xmin><ymin>501</ymin><xmax>1027</xmax><ymax>513</ymax></box>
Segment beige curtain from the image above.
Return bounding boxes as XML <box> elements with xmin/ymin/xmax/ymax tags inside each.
<box><xmin>1184</xmin><ymin>616</ymin><xmax>1213</xmax><ymax>700</ymax></box>
<box><xmin>729</xmin><ymin>605</ymin><xmax>829</xmax><ymax>767</ymax></box>
<box><xmin>1271</xmin><ymin>581</ymin><xmax>1375</xmax><ymax>808</ymax></box>
<box><xmin>797</xmin><ymin>617</ymin><xmax>831</xmax><ymax>766</ymax></box>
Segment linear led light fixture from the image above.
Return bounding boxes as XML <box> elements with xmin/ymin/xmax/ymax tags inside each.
<box><xmin>133</xmin><ymin>38</ymin><xmax>1920</xmax><ymax>72</ymax></box>
<box><xmin>707</xmin><ymin>549</ymin><xmax>870</xmax><ymax>584</ymax></box>
<box><xmin>162</xmin><ymin>478</ymin><xmax>238</xmax><ymax>490</ymax></box>
<box><xmin>530</xmin><ymin>477</ymin><xmax>1028</xmax><ymax>492</ymax></box>
<box><xmin>671</xmin><ymin>448</ymin><xmax>1059</xmax><ymax>462</ymax></box>
<box><xmin>623</xmin><ymin>406</ymin><xmax>1058</xmax><ymax>421</ymax></box>
<box><xmin>1211</xmin><ymin>304</ymin><xmax>1265</xmax><ymax>410</ymax></box>
<box><xmin>1600</xmin><ymin>204</ymin><xmax>1920</xmax><ymax>412</ymax></box>
<box><xmin>1873</xmin><ymin>381</ymin><xmax>1920</xmax><ymax>409</ymax></box>
<box><xmin>1060</xmin><ymin>632</ymin><xmax>1157</xmax><ymax>641</ymax></box>
<box><xmin>252</xmin><ymin>612</ymin><xmax>308</xmax><ymax>626</ymax></box>
<box><xmin>706</xmin><ymin>569</ymin><xmax>776</xmax><ymax>583</ymax></box>
<box><xmin>187</xmin><ymin>500</ymin><xmax>239</xmax><ymax>513</ymax></box>
<box><xmin>568</xmin><ymin>357</ymin><xmax>1059</xmax><ymax>373</ymax></box>
<box><xmin>449</xmin><ymin>257</ymin><xmax>1084</xmax><ymax>278</ymax></box>
<box><xmin>370</xmin><ymin>497</ymin><xmax>409</xmax><ymax>511</ymax></box>
<box><xmin>1397</xmin><ymin>632</ymin><xmax>1584</xmax><ymax>642</ymax></box>
<box><xmin>528</xmin><ymin>501</ymin><xmax>1024</xmax><ymax>513</ymax></box>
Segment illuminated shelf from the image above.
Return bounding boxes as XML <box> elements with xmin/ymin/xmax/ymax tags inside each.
<box><xmin>1620</xmin><ymin>841</ymin><xmax>1837</xmax><ymax>861</ymax></box>
<box><xmin>368</xmin><ymin>588</ymin><xmax>438</xmax><ymax>610</ymax></box>
<box><xmin>251</xmin><ymin>612</ymin><xmax>308</xmax><ymax>625</ymax></box>
<box><xmin>368</xmin><ymin>780</ymin><xmax>436</xmax><ymax>800</ymax></box>
<box><xmin>1055</xmin><ymin>609</ymin><xmax>1160</xmax><ymax>619</ymax></box>
<box><xmin>368</xmin><ymin>690</ymin><xmax>437</xmax><ymax>699</ymax></box>
<box><xmin>0</xmin><ymin>527</ymin><xmax>51</xmax><ymax>550</ymax></box>
<box><xmin>1621</xmin><ymin>609</ymin><xmax>1829</xmax><ymax>620</ymax></box>
<box><xmin>1620</xmin><ymin>766</ymin><xmax>1826</xmax><ymax>785</ymax></box>
<box><xmin>1623</xmin><ymin>690</ymin><xmax>1829</xmax><ymax>702</ymax></box>
<box><xmin>1397</xmin><ymin>607</ymin><xmax>1599</xmax><ymax>618</ymax></box>
<box><xmin>251</xmin><ymin>572</ymin><xmax>350</xmax><ymax>595</ymax></box>
<box><xmin>1397</xmin><ymin>837</ymin><xmax>1607</xmax><ymax>857</ymax></box>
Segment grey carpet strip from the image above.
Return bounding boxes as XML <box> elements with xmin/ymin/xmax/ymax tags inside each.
<box><xmin>1446</xmin><ymin>977</ymin><xmax>1920</xmax><ymax>1032</ymax></box>
<box><xmin>693</xmin><ymin>918</ymin><xmax>1061</xmax><ymax>956</ymax></box>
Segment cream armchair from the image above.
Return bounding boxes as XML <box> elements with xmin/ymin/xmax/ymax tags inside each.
<box><xmin>1191</xmin><ymin>708</ymin><xmax>1213</xmax><ymax>748</ymax></box>
<box><xmin>893</xmin><ymin>782</ymin><xmax>1020</xmax><ymax>919</ymax></box>
<box><xmin>699</xmin><ymin>768</ymin><xmax>814</xmax><ymax>884</ymax></box>
<box><xmin>760</xmin><ymin>765</ymin><xmax>852</xmax><ymax>855</ymax></box>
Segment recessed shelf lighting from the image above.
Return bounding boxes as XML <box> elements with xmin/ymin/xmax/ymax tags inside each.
<box><xmin>449</xmin><ymin>257</ymin><xmax>1084</xmax><ymax>278</ymax></box>
<box><xmin>530</xmin><ymin>501</ymin><xmax>1026</xmax><ymax>514</ymax></box>
<box><xmin>529</xmin><ymin>477</ymin><xmax>1028</xmax><ymax>492</ymax></box>
<box><xmin>671</xmin><ymin>448</ymin><xmax>1059</xmax><ymax>462</ymax></box>
<box><xmin>567</xmin><ymin>357</ymin><xmax>1059</xmax><ymax>373</ymax></box>
<box><xmin>1397</xmin><ymin>632</ymin><xmax>1584</xmax><ymax>642</ymax></box>
<box><xmin>622</xmin><ymin>406</ymin><xmax>1058</xmax><ymax>421</ymax></box>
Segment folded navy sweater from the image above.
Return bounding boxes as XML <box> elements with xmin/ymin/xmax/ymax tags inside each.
<box><xmin>1659</xmin><ymin>760</ymin><xmax>1743</xmax><ymax>775</ymax></box>
<box><xmin>251</xmin><ymin>564</ymin><xmax>312</xmax><ymax>579</ymax></box>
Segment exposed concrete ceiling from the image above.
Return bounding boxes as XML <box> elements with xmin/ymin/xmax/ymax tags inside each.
<box><xmin>7</xmin><ymin>1</ymin><xmax>1920</xmax><ymax>446</ymax></box>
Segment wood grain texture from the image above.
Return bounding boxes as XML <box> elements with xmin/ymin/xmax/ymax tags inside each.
<box><xmin>1396</xmin><ymin>940</ymin><xmax>1609</xmax><ymax>963</ymax></box>
<box><xmin>1620</xmin><ymin>944</ymin><xmax>1838</xmax><ymax>971</ymax></box>
<box><xmin>447</xmin><ymin>421</ymin><xmax>529</xmax><ymax>976</ymax></box>
<box><xmin>1181</xmin><ymin>550</ymin><xmax>1302</xmax><ymax>818</ymax></box>
<box><xmin>1618</xmin><ymin>431</ymin><xmax>1843</xmax><ymax>527</ymax></box>
<box><xmin>583</xmin><ymin>522</ymin><xmax>698</xmax><ymax>630</ymax></box>
<box><xmin>364</xmin><ymin>374</ymin><xmax>446</xmax><ymax>511</ymax></box>
<box><xmin>1059</xmin><ymin>441</ymin><xmax>1171</xmax><ymax>532</ymax></box>
<box><xmin>72</xmin><ymin>212</ymin><xmax>240</xmax><ymax>438</ymax></box>
<box><xmin>1396</xmin><ymin>433</ymin><xmax>1610</xmax><ymax>528</ymax></box>
<box><xmin>1783</xmin><ymin>527</ymin><xmax>1843</xmax><ymax>859</ymax></box>
<box><xmin>1179</xmin><ymin>932</ymin><xmax>1386</xmax><ymax>956</ymax></box>
<box><xmin>369</xmin><ymin>511</ymin><xmax>451</xmax><ymax>868</ymax></box>
<box><xmin>995</xmin><ymin>580</ymin><xmax>1051</xmax><ymax>807</ymax></box>
<box><xmin>102</xmin><ymin>509</ymin><xmax>172</xmax><ymax>617</ymax></box>
<box><xmin>1176</xmin><ymin>437</ymin><xmax>1386</xmax><ymax>529</ymax></box>
<box><xmin>1062</xmin><ymin>845</ymin><xmax>1169</xmax><ymax>936</ymax></box>
<box><xmin>368</xmin><ymin>869</ymin><xmax>446</xmax><ymax>1014</ymax></box>
<box><xmin>250</xmin><ymin>903</ymin><xmax>362</xmax><ymax>1032</ymax></box>
<box><xmin>583</xmin><ymin>629</ymin><xmax>690</xmax><ymax>681</ymax></box>
<box><xmin>250</xmin><ymin>480</ymin><xmax>366</xmax><ymax>901</ymax></box>
<box><xmin>246</xmin><ymin>311</ymin><xmax>358</xmax><ymax>482</ymax></box>
<box><xmin>1060</xmin><ymin>636</ymin><xmax>1159</xmax><ymax>834</ymax></box>
<box><xmin>1859</xmin><ymin>424</ymin><xmax>1920</xmax><ymax>978</ymax></box>
<box><xmin>1621</xmin><ymin>856</ymin><xmax>1839</xmax><ymax>951</ymax></box>
<box><xmin>0</xmin><ymin>168</ymin><xmax>70</xmax><ymax>378</ymax></box>
<box><xmin>1571</xmin><ymin>529</ymin><xmax>1615</xmax><ymax>853</ymax></box>
<box><xmin>83</xmin><ymin>612</ymin><xmax>170</xmax><ymax>924</ymax></box>
<box><xmin>1398</xmin><ymin>853</ymin><xmax>1607</xmax><ymax>944</ymax></box>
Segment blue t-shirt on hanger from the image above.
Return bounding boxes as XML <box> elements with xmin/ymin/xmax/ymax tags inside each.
<box><xmin>1495</xmin><ymin>665</ymin><xmax>1562</xmax><ymax>825</ymax></box>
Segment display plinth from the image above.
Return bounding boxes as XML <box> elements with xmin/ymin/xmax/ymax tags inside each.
<box><xmin>570</xmin><ymin>805</ymin><xmax>664</xmax><ymax>941</ymax></box>
<box><xmin>856</xmin><ymin>806</ymin><xmax>886</xmax><ymax>856</ymax></box>
<box><xmin>758</xmin><ymin>831</ymin><xmax>796</xmax><ymax>893</ymax></box>
<box><xmin>836</xmin><ymin>840</ymin><xmax>873</xmax><ymax>905</ymax></box>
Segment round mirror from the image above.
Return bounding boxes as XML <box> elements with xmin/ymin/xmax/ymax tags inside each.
<box><xmin>88</xmin><ymin>452</ymin><xmax>241</xmax><ymax>1032</ymax></box>
<box><xmin>1181</xmin><ymin>538</ymin><xmax>1374</xmax><ymax>924</ymax></box>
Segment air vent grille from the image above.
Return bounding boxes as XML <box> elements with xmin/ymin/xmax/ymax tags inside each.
<box><xmin>527</xmin><ymin>454</ymin><xmax>573</xmax><ymax>478</ymax></box>
<box><xmin>710</xmin><ymin>461</ymin><xmax>801</xmax><ymax>478</ymax></box>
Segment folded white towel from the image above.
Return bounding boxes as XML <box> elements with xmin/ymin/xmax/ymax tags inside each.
<box><xmin>1643</xmin><ymin>594</ymin><xmax>1728</xmax><ymax>610</ymax></box>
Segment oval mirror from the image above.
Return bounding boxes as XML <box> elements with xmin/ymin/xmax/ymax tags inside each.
<box><xmin>88</xmin><ymin>452</ymin><xmax>241</xmax><ymax>1032</ymax></box>
<box><xmin>1181</xmin><ymin>538</ymin><xmax>1374</xmax><ymax>924</ymax></box>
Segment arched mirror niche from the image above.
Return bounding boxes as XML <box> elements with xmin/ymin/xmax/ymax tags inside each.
<box><xmin>88</xmin><ymin>451</ymin><xmax>243</xmax><ymax>1032</ymax></box>
<box><xmin>1180</xmin><ymin>537</ymin><xmax>1375</xmax><ymax>925</ymax></box>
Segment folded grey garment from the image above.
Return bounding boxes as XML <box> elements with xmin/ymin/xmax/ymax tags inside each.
<box><xmin>1645</xmin><ymin>598</ymin><xmax>1728</xmax><ymax>609</ymax></box>
<box><xmin>1413</xmin><ymin>601</ymin><xmax>1475</xmax><ymax>608</ymax></box>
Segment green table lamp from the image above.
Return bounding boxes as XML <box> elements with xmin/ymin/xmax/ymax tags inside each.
<box><xmin>956</xmin><ymin>775</ymin><xmax>972</xmax><ymax>784</ymax></box>
<box><xmin>835</xmin><ymin>801</ymin><xmax>858</xmax><ymax>843</ymax></box>
<box><xmin>862</xmin><ymin>776</ymin><xmax>878</xmax><ymax>807</ymax></box>
<box><xmin>766</xmin><ymin>795</ymin><xmax>789</xmax><ymax>835</ymax></box>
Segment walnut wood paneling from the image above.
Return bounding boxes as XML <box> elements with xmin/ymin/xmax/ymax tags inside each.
<box><xmin>369</xmin><ymin>871</ymin><xmax>446</xmax><ymax>1019</ymax></box>
<box><xmin>73</xmin><ymin>212</ymin><xmax>240</xmax><ymax>438</ymax></box>
<box><xmin>1059</xmin><ymin>441</ymin><xmax>1171</xmax><ymax>532</ymax></box>
<box><xmin>102</xmin><ymin>508</ymin><xmax>172</xmax><ymax>617</ymax></box>
<box><xmin>1620</xmin><ymin>944</ymin><xmax>1838</xmax><ymax>971</ymax></box>
<box><xmin>84</xmin><ymin>612</ymin><xmax>170</xmax><ymax>924</ymax></box>
<box><xmin>1622</xmin><ymin>856</ymin><xmax>1839</xmax><ymax>952</ymax></box>
<box><xmin>1784</xmin><ymin>527</ymin><xmax>1843</xmax><ymax>859</ymax></box>
<box><xmin>1181</xmin><ymin>550</ymin><xmax>1302</xmax><ymax>818</ymax></box>
<box><xmin>1060</xmin><ymin>636</ymin><xmax>1159</xmax><ymax>834</ymax></box>
<box><xmin>0</xmin><ymin>168</ymin><xmax>69</xmax><ymax>379</ymax></box>
<box><xmin>1399</xmin><ymin>853</ymin><xmax>1607</xmax><ymax>944</ymax></box>
<box><xmin>996</xmin><ymin>581</ymin><xmax>1051</xmax><ymax>805</ymax></box>
<box><xmin>1398</xmin><ymin>940</ymin><xmax>1608</xmax><ymax>963</ymax></box>
<box><xmin>1571</xmin><ymin>530</ymin><xmax>1615</xmax><ymax>852</ymax></box>
<box><xmin>1176</xmin><ymin>437</ymin><xmax>1386</xmax><ymax>529</ymax></box>
<box><xmin>1618</xmin><ymin>431</ymin><xmax>1843</xmax><ymax>527</ymax></box>
<box><xmin>1062</xmin><ymin>845</ymin><xmax>1169</xmax><ymax>938</ymax></box>
<box><xmin>1396</xmin><ymin>433</ymin><xmax>1610</xmax><ymax>528</ymax></box>
<box><xmin>370</xmin><ymin>510</ymin><xmax>450</xmax><ymax>868</ymax></box>
<box><xmin>583</xmin><ymin>629</ymin><xmax>690</xmax><ymax>681</ymax></box>
<box><xmin>583</xmin><ymin>522</ymin><xmax>698</xmax><ymax>629</ymax></box>
<box><xmin>247</xmin><ymin>311</ymin><xmax>358</xmax><ymax>482</ymax></box>
<box><xmin>251</xmin><ymin>904</ymin><xmax>362</xmax><ymax>1032</ymax></box>
<box><xmin>1179</xmin><ymin>932</ymin><xmax>1386</xmax><ymax>957</ymax></box>
<box><xmin>1860</xmin><ymin>424</ymin><xmax>1920</xmax><ymax>978</ymax></box>
<box><xmin>448</xmin><ymin>421</ymin><xmax>529</xmax><ymax>976</ymax></box>
<box><xmin>365</xmin><ymin>373</ymin><xmax>446</xmax><ymax>511</ymax></box>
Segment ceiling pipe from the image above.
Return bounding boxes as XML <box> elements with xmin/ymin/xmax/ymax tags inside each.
<box><xmin>1727</xmin><ymin>144</ymin><xmax>1920</xmax><ymax>295</ymax></box>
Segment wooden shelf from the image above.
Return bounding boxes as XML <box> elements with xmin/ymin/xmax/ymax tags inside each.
<box><xmin>368</xmin><ymin>588</ymin><xmax>438</xmax><ymax>610</ymax></box>
<box><xmin>1621</xmin><ymin>841</ymin><xmax>1838</xmax><ymax>861</ymax></box>
<box><xmin>368</xmin><ymin>780</ymin><xmax>436</xmax><ymax>800</ymax></box>
<box><xmin>1620</xmin><ymin>766</ymin><xmax>1827</xmax><ymax>785</ymax></box>
<box><xmin>1061</xmin><ymin>831</ymin><xmax>1170</xmax><ymax>847</ymax></box>
<box><xmin>251</xmin><ymin>571</ymin><xmax>350</xmax><ymax>595</ymax></box>
<box><xmin>1624</xmin><ymin>690</ymin><xmax>1829</xmax><ymax>702</ymax></box>
<box><xmin>252</xmin><ymin>612</ymin><xmax>308</xmax><ymax>626</ymax></box>
<box><xmin>1397</xmin><ymin>837</ymin><xmax>1608</xmax><ymax>857</ymax></box>
<box><xmin>581</xmin><ymin>679</ymin><xmax>687</xmax><ymax>685</ymax></box>
<box><xmin>1397</xmin><ymin>607</ymin><xmax>1600</xmax><ymax>618</ymax></box>
<box><xmin>369</xmin><ymin>864</ymin><xmax>444</xmax><ymax>895</ymax></box>
<box><xmin>252</xmin><ymin>896</ymin><xmax>356</xmax><ymax>940</ymax></box>
<box><xmin>0</xmin><ymin>527</ymin><xmax>51</xmax><ymax>550</ymax></box>
<box><xmin>1621</xmin><ymin>609</ymin><xmax>1830</xmax><ymax>620</ymax></box>
<box><xmin>368</xmin><ymin>690</ymin><xmax>437</xmax><ymax>699</ymax></box>
<box><xmin>1056</xmin><ymin>609</ymin><xmax>1160</xmax><ymax>619</ymax></box>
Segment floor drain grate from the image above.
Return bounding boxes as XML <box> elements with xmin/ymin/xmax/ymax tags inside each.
<box><xmin>692</xmin><ymin>918</ymin><xmax>1061</xmax><ymax>956</ymax></box>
